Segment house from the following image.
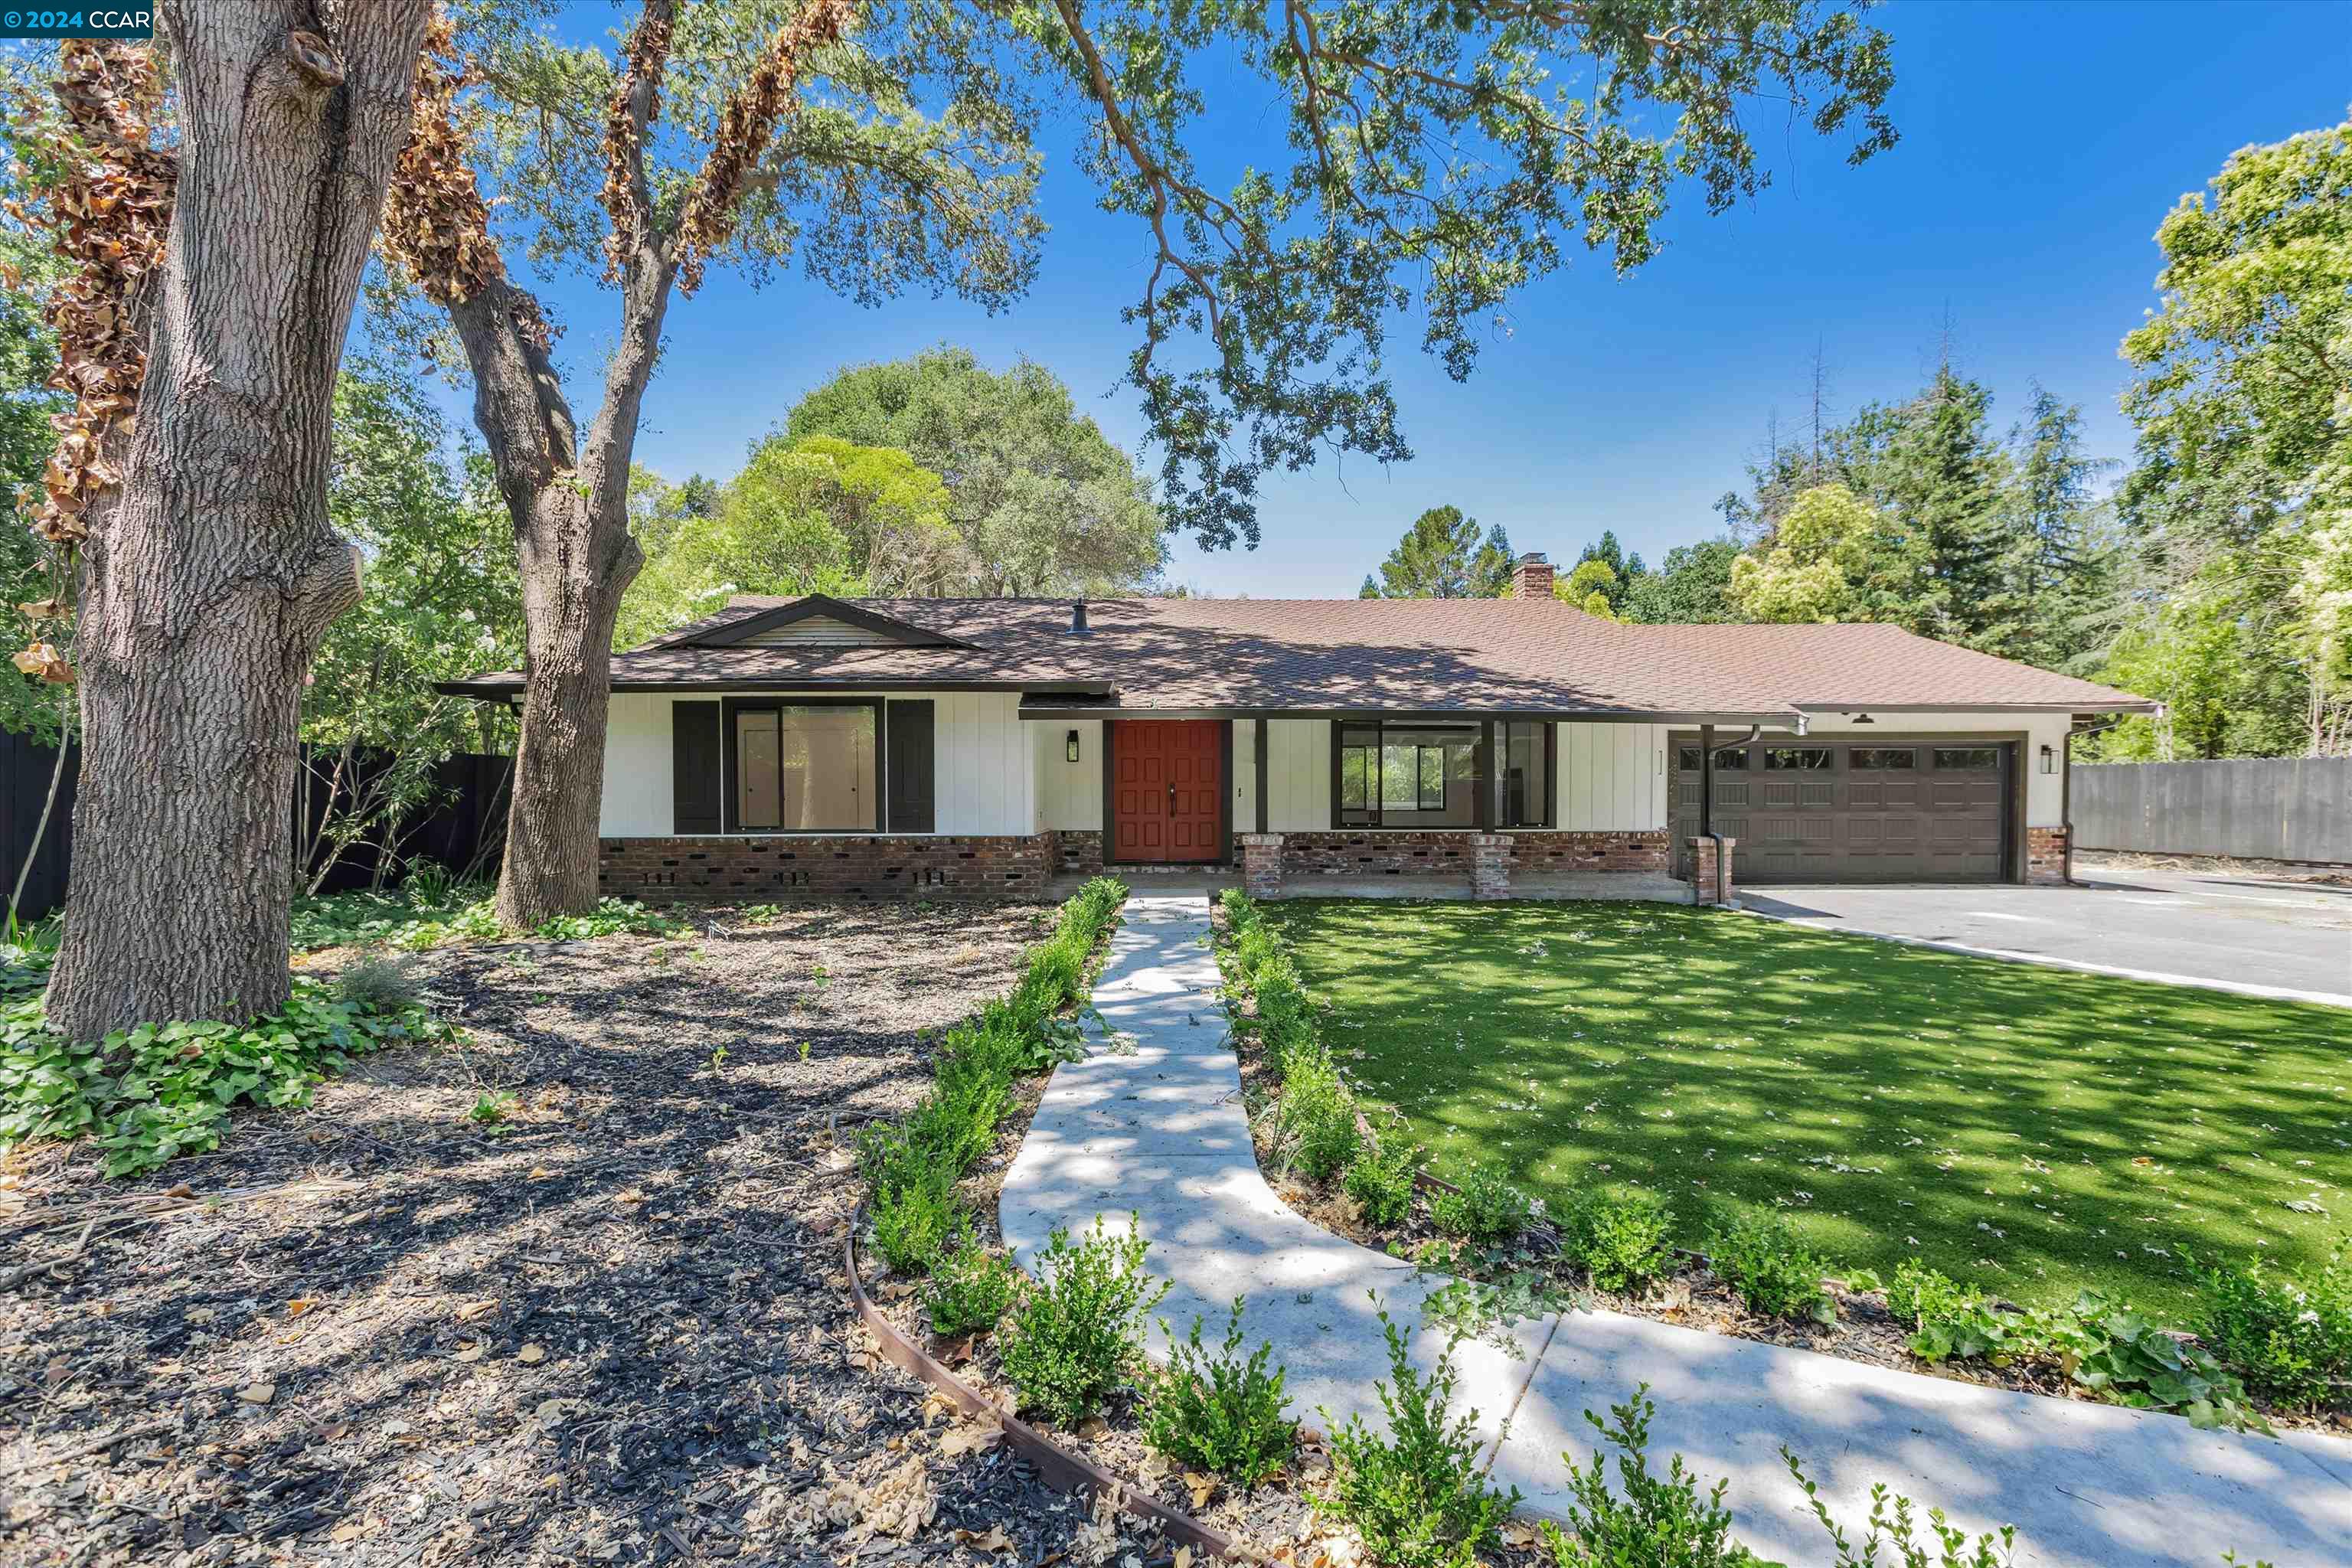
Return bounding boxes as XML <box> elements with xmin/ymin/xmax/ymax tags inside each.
<box><xmin>439</xmin><ymin>555</ymin><xmax>2158</xmax><ymax>902</ymax></box>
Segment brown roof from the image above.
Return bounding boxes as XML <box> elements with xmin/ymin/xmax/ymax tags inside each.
<box><xmin>442</xmin><ymin>595</ymin><xmax>2156</xmax><ymax>720</ymax></box>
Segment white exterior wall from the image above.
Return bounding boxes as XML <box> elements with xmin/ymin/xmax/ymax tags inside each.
<box><xmin>1037</xmin><ymin>719</ymin><xmax>1103</xmax><ymax>831</ymax></box>
<box><xmin>596</xmin><ymin>690</ymin><xmax>1037</xmax><ymax>838</ymax></box>
<box><xmin>1555</xmin><ymin>722</ymin><xmax>1668</xmax><ymax>831</ymax></box>
<box><xmin>1798</xmin><ymin>710</ymin><xmax>2075</xmax><ymax>826</ymax></box>
<box><xmin>1263</xmin><ymin>719</ymin><xmax>1331</xmax><ymax>831</ymax></box>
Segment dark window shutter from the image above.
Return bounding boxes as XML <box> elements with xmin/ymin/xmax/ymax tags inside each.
<box><xmin>672</xmin><ymin>701</ymin><xmax>722</xmax><ymax>835</ymax></box>
<box><xmin>886</xmin><ymin>701</ymin><xmax>935</xmax><ymax>832</ymax></box>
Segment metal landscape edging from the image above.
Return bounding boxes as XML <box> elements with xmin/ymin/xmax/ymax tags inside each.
<box><xmin>841</xmin><ymin>1214</ymin><xmax>1261</xmax><ymax>1565</ymax></box>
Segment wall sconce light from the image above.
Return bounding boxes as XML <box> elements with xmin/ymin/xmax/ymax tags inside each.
<box><xmin>1066</xmin><ymin>729</ymin><xmax>1081</xmax><ymax>763</ymax></box>
<box><xmin>2039</xmin><ymin>743</ymin><xmax>2055</xmax><ymax>775</ymax></box>
<box><xmin>1849</xmin><ymin>712</ymin><xmax>1874</xmax><ymax>725</ymax></box>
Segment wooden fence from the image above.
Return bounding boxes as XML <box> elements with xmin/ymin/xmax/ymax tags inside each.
<box><xmin>2073</xmin><ymin>756</ymin><xmax>2352</xmax><ymax>866</ymax></box>
<box><xmin>0</xmin><ymin>735</ymin><xmax>513</xmax><ymax>923</ymax></box>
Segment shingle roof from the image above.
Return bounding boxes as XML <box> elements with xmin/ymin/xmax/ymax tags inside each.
<box><xmin>441</xmin><ymin>595</ymin><xmax>2156</xmax><ymax>720</ymax></box>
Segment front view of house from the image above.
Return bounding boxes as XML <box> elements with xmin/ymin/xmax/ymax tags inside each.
<box><xmin>443</xmin><ymin>556</ymin><xmax>2157</xmax><ymax>901</ymax></box>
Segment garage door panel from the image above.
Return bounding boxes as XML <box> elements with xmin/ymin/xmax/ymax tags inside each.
<box><xmin>1672</xmin><ymin>738</ymin><xmax>2009</xmax><ymax>884</ymax></box>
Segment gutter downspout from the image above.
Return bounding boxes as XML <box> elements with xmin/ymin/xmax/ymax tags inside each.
<box><xmin>2062</xmin><ymin>712</ymin><xmax>2130</xmax><ymax>885</ymax></box>
<box><xmin>1695</xmin><ymin>723</ymin><xmax>1762</xmax><ymax>906</ymax></box>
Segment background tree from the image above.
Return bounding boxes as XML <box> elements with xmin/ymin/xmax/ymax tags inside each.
<box><xmin>1569</xmin><ymin>530</ymin><xmax>1647</xmax><ymax>614</ymax></box>
<box><xmin>1360</xmin><ymin>505</ymin><xmax>1513</xmax><ymax>598</ymax></box>
<box><xmin>1622</xmin><ymin>537</ymin><xmax>1742</xmax><ymax>623</ymax></box>
<box><xmin>18</xmin><ymin>14</ymin><xmax>436</xmax><ymax>1042</ymax></box>
<box><xmin>618</xmin><ymin>435</ymin><xmax>959</xmax><ymax>642</ymax></box>
<box><xmin>1727</xmin><ymin>482</ymin><xmax>1896</xmax><ymax>623</ymax></box>
<box><xmin>2087</xmin><ymin>115</ymin><xmax>2350</xmax><ymax>758</ymax></box>
<box><xmin>377</xmin><ymin>0</ymin><xmax>1044</xmax><ymax>927</ymax></box>
<box><xmin>0</xmin><ymin>204</ymin><xmax>74</xmax><ymax>743</ymax></box>
<box><xmin>782</xmin><ymin>346</ymin><xmax>1165</xmax><ymax>593</ymax></box>
<box><xmin>1556</xmin><ymin>558</ymin><xmax>1622</xmax><ymax>618</ymax></box>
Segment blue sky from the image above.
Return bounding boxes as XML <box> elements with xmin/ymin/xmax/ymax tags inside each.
<box><xmin>494</xmin><ymin>1</ymin><xmax>2350</xmax><ymax>596</ymax></box>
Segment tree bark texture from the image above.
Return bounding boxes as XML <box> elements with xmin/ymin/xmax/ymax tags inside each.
<box><xmin>45</xmin><ymin>2</ymin><xmax>435</xmax><ymax>1040</ymax></box>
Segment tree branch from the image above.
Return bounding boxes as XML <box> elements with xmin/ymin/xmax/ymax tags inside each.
<box><xmin>598</xmin><ymin>0</ymin><xmax>676</xmax><ymax>284</ymax></box>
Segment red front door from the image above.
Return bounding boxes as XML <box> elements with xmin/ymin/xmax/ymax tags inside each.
<box><xmin>1109</xmin><ymin>720</ymin><xmax>1225</xmax><ymax>863</ymax></box>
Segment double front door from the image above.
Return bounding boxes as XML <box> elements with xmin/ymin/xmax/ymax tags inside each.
<box><xmin>1109</xmin><ymin>720</ymin><xmax>1224</xmax><ymax>863</ymax></box>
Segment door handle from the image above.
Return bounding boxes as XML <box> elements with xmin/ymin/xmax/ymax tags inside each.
<box><xmin>1166</xmin><ymin>781</ymin><xmax>1176</xmax><ymax>813</ymax></box>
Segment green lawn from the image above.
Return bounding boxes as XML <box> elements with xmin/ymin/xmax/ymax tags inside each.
<box><xmin>1264</xmin><ymin>898</ymin><xmax>2350</xmax><ymax>1318</ymax></box>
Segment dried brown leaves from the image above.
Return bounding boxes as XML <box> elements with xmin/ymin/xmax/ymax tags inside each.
<box><xmin>380</xmin><ymin>15</ymin><xmax>501</xmax><ymax>309</ymax></box>
<box><xmin>671</xmin><ymin>0</ymin><xmax>855</xmax><ymax>295</ymax></box>
<box><xmin>8</xmin><ymin>41</ymin><xmax>174</xmax><ymax>557</ymax></box>
<box><xmin>598</xmin><ymin>2</ymin><xmax>675</xmax><ymax>283</ymax></box>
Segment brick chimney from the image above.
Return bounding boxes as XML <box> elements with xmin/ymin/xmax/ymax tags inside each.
<box><xmin>1511</xmin><ymin>552</ymin><xmax>1555</xmax><ymax>600</ymax></box>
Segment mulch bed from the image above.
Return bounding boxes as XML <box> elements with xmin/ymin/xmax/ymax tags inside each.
<box><xmin>0</xmin><ymin>901</ymin><xmax>1155</xmax><ymax>1568</ymax></box>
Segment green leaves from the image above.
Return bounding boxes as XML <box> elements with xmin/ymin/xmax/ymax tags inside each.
<box><xmin>0</xmin><ymin>960</ymin><xmax>455</xmax><ymax>1178</ymax></box>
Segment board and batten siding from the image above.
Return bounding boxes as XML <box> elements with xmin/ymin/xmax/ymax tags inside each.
<box><xmin>1556</xmin><ymin>722</ymin><xmax>1668</xmax><ymax>831</ymax></box>
<box><xmin>597</xmin><ymin>691</ymin><xmax>1035</xmax><ymax>837</ymax></box>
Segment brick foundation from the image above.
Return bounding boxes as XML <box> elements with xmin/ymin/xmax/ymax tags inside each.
<box><xmin>1469</xmin><ymin>835</ymin><xmax>1512</xmax><ymax>900</ymax></box>
<box><xmin>1504</xmin><ymin>830</ymin><xmax>1671</xmax><ymax>875</ymax></box>
<box><xmin>1240</xmin><ymin>834</ymin><xmax>1285</xmax><ymax>900</ymax></box>
<box><xmin>1054</xmin><ymin>829</ymin><xmax>1106</xmax><ymax>878</ymax></box>
<box><xmin>1275</xmin><ymin>831</ymin><xmax>1488</xmax><ymax>877</ymax></box>
<box><xmin>598</xmin><ymin>835</ymin><xmax>1056</xmax><ymax>901</ymax></box>
<box><xmin>2026</xmin><ymin>825</ymin><xmax>2068</xmax><ymax>885</ymax></box>
<box><xmin>1687</xmin><ymin>836</ymin><xmax>1737</xmax><ymax>906</ymax></box>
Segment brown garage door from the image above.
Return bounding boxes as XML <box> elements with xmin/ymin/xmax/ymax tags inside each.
<box><xmin>1671</xmin><ymin>739</ymin><xmax>2011</xmax><ymax>883</ymax></box>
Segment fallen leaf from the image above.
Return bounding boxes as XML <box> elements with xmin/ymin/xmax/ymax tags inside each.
<box><xmin>518</xmin><ymin>1344</ymin><xmax>547</xmax><ymax>1364</ymax></box>
<box><xmin>455</xmin><ymin>1345</ymin><xmax>485</xmax><ymax>1363</ymax></box>
<box><xmin>1173</xmin><ymin>1548</ymin><xmax>1193</xmax><ymax>1568</ymax></box>
<box><xmin>1184</xmin><ymin>1471</ymin><xmax>1215</xmax><ymax>1510</ymax></box>
<box><xmin>953</xmin><ymin>1525</ymin><xmax>1016</xmax><ymax>1553</ymax></box>
<box><xmin>1501</xmin><ymin>1523</ymin><xmax>1545</xmax><ymax>1550</ymax></box>
<box><xmin>330</xmin><ymin>1522</ymin><xmax>367</xmax><ymax>1544</ymax></box>
<box><xmin>237</xmin><ymin>1383</ymin><xmax>275</xmax><ymax>1406</ymax></box>
<box><xmin>1077</xmin><ymin>1416</ymin><xmax>1109</xmax><ymax>1440</ymax></box>
<box><xmin>286</xmin><ymin>1298</ymin><xmax>317</xmax><ymax>1318</ymax></box>
<box><xmin>454</xmin><ymin>1299</ymin><xmax>500</xmax><ymax>1322</ymax></box>
<box><xmin>528</xmin><ymin>1166</ymin><xmax>555</xmax><ymax>1179</ymax></box>
<box><xmin>939</xmin><ymin>1420</ymin><xmax>1003</xmax><ymax>1459</ymax></box>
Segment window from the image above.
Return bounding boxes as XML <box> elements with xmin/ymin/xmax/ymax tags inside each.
<box><xmin>1498</xmin><ymin>721</ymin><xmax>1550</xmax><ymax>828</ymax></box>
<box><xmin>1765</xmin><ymin>747</ymin><xmax>1834</xmax><ymax>770</ymax></box>
<box><xmin>1851</xmin><ymin>747</ymin><xmax>1916</xmax><ymax>770</ymax></box>
<box><xmin>1933</xmin><ymin>746</ymin><xmax>2001</xmax><ymax>770</ymax></box>
<box><xmin>1335</xmin><ymin>721</ymin><xmax>1479</xmax><ymax>827</ymax></box>
<box><xmin>1677</xmin><ymin>746</ymin><xmax>1749</xmax><ymax>771</ymax></box>
<box><xmin>729</xmin><ymin>701</ymin><xmax>877</xmax><ymax>831</ymax></box>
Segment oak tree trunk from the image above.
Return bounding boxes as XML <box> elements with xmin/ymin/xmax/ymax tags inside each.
<box><xmin>44</xmin><ymin>2</ymin><xmax>434</xmax><ymax>1040</ymax></box>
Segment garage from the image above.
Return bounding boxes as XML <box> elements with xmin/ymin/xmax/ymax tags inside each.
<box><xmin>1671</xmin><ymin>737</ymin><xmax>2014</xmax><ymax>883</ymax></box>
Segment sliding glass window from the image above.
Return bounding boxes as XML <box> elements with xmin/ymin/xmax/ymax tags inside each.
<box><xmin>1334</xmin><ymin>721</ymin><xmax>1480</xmax><ymax>827</ymax></box>
<box><xmin>1496</xmin><ymin>721</ymin><xmax>1551</xmax><ymax>828</ymax></box>
<box><xmin>727</xmin><ymin>701</ymin><xmax>877</xmax><ymax>831</ymax></box>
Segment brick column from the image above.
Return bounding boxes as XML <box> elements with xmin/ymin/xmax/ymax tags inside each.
<box><xmin>1240</xmin><ymin>833</ymin><xmax>1285</xmax><ymax>900</ymax></box>
<box><xmin>1687</xmin><ymin>836</ymin><xmax>1737</xmax><ymax>906</ymax></box>
<box><xmin>1468</xmin><ymin>834</ymin><xmax>1514</xmax><ymax>900</ymax></box>
<box><xmin>2025</xmin><ymin>826</ymin><xmax>2069</xmax><ymax>885</ymax></box>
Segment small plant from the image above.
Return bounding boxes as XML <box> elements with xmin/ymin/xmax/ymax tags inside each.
<box><xmin>532</xmin><ymin>897</ymin><xmax>687</xmax><ymax>942</ymax></box>
<box><xmin>468</xmin><ymin>1089</ymin><xmax>518</xmax><ymax>1127</ymax></box>
<box><xmin>1142</xmin><ymin>1300</ymin><xmax>1297</xmax><ymax>1488</ymax></box>
<box><xmin>1277</xmin><ymin>1043</ymin><xmax>1361</xmax><ymax>1181</ymax></box>
<box><xmin>796</xmin><ymin>1040</ymin><xmax>812</xmax><ymax>1062</ymax></box>
<box><xmin>403</xmin><ymin>859</ymin><xmax>458</xmax><ymax>909</ymax></box>
<box><xmin>1429</xmin><ymin>1161</ymin><xmax>1535</xmax><ymax>1249</ymax></box>
<box><xmin>867</xmin><ymin>1165</ymin><xmax>959</xmax><ymax>1276</ymax></box>
<box><xmin>998</xmin><ymin>1214</ymin><xmax>1168</xmax><ymax>1426</ymax></box>
<box><xmin>1539</xmin><ymin>1386</ymin><xmax>1759</xmax><ymax>1567</ymax></box>
<box><xmin>1318</xmin><ymin>1309</ymin><xmax>1518</xmax><ymax>1568</ymax></box>
<box><xmin>1563</xmin><ymin>1187</ymin><xmax>1676</xmax><ymax>1293</ymax></box>
<box><xmin>926</xmin><ymin>1224</ymin><xmax>1018</xmax><ymax>1337</ymax></box>
<box><xmin>739</xmin><ymin>903</ymin><xmax>783</xmax><ymax>923</ymax></box>
<box><xmin>1707</xmin><ymin>1210</ymin><xmax>1836</xmax><ymax>1324</ymax></box>
<box><xmin>2187</xmin><ymin>1238</ymin><xmax>2352</xmax><ymax>1412</ymax></box>
<box><xmin>1344</xmin><ymin>1129</ymin><xmax>1419</xmax><ymax>1227</ymax></box>
<box><xmin>1783</xmin><ymin>1450</ymin><xmax>2017</xmax><ymax>1568</ymax></box>
<box><xmin>338</xmin><ymin>954</ymin><xmax>421</xmax><ymax>1013</ymax></box>
<box><xmin>1887</xmin><ymin>1261</ymin><xmax>2001</xmax><ymax>1362</ymax></box>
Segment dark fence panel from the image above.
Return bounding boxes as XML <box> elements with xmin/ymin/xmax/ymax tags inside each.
<box><xmin>0</xmin><ymin>728</ymin><xmax>79</xmax><ymax>923</ymax></box>
<box><xmin>2073</xmin><ymin>757</ymin><xmax>2352</xmax><ymax>865</ymax></box>
<box><xmin>0</xmin><ymin>739</ymin><xmax>511</xmax><ymax>922</ymax></box>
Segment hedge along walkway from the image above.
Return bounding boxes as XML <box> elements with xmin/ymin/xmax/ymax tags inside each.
<box><xmin>998</xmin><ymin>894</ymin><xmax>2352</xmax><ymax>1568</ymax></box>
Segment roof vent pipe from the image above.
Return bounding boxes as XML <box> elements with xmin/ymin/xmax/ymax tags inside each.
<box><xmin>1067</xmin><ymin>600</ymin><xmax>1091</xmax><ymax>636</ymax></box>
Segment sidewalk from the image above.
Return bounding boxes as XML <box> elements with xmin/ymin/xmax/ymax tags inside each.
<box><xmin>998</xmin><ymin>893</ymin><xmax>2350</xmax><ymax>1568</ymax></box>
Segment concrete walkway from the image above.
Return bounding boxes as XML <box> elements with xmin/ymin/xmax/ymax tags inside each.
<box><xmin>999</xmin><ymin>894</ymin><xmax>2351</xmax><ymax>1568</ymax></box>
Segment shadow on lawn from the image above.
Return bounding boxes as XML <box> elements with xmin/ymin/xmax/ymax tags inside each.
<box><xmin>1269</xmin><ymin>897</ymin><xmax>2349</xmax><ymax>1315</ymax></box>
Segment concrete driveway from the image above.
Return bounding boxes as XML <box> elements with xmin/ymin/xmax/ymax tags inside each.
<box><xmin>1740</xmin><ymin>868</ymin><xmax>2352</xmax><ymax>1004</ymax></box>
